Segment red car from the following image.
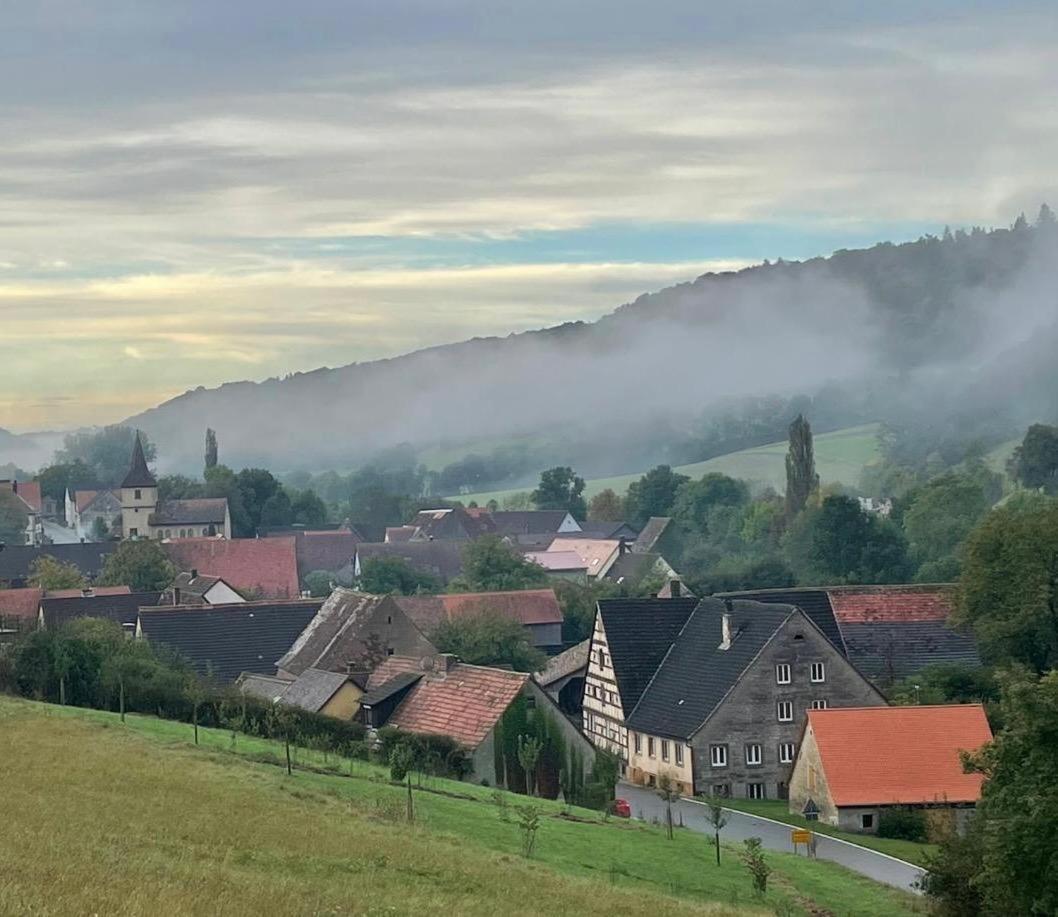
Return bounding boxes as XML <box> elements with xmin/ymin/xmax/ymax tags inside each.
<box><xmin>613</xmin><ymin>798</ymin><xmax>631</xmax><ymax>818</ymax></box>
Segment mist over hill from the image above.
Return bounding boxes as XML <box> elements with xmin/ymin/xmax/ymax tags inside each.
<box><xmin>125</xmin><ymin>212</ymin><xmax>1058</xmax><ymax>478</ymax></box>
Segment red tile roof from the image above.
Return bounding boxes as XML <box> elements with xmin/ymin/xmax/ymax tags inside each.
<box><xmin>163</xmin><ymin>538</ymin><xmax>300</xmax><ymax>599</ymax></box>
<box><xmin>75</xmin><ymin>490</ymin><xmax>100</xmax><ymax>513</ymax></box>
<box><xmin>0</xmin><ymin>587</ymin><xmax>43</xmax><ymax>621</ymax></box>
<box><xmin>366</xmin><ymin>655</ymin><xmax>425</xmax><ymax>690</ymax></box>
<box><xmin>807</xmin><ymin>705</ymin><xmax>993</xmax><ymax>806</ymax></box>
<box><xmin>1</xmin><ymin>480</ymin><xmax>42</xmax><ymax>514</ymax></box>
<box><xmin>441</xmin><ymin>589</ymin><xmax>562</xmax><ymax>625</ymax></box>
<box><xmin>827</xmin><ymin>585</ymin><xmax>956</xmax><ymax>623</ymax></box>
<box><xmin>388</xmin><ymin>660</ymin><xmax>528</xmax><ymax>749</ymax></box>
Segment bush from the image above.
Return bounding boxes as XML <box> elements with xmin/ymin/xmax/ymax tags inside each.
<box><xmin>375</xmin><ymin>726</ymin><xmax>471</xmax><ymax>780</ymax></box>
<box><xmin>878</xmin><ymin>806</ymin><xmax>928</xmax><ymax>841</ymax></box>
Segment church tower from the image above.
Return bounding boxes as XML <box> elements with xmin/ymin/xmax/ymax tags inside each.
<box><xmin>120</xmin><ymin>432</ymin><xmax>158</xmax><ymax>540</ymax></box>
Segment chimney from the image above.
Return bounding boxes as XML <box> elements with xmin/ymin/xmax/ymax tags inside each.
<box><xmin>618</xmin><ymin>536</ymin><xmax>629</xmax><ymax>555</ymax></box>
<box><xmin>173</xmin><ymin>587</ymin><xmax>181</xmax><ymax>605</ymax></box>
<box><xmin>669</xmin><ymin>578</ymin><xmax>681</xmax><ymax>598</ymax></box>
<box><xmin>425</xmin><ymin>653</ymin><xmax>458</xmax><ymax>678</ymax></box>
<box><xmin>719</xmin><ymin>600</ymin><xmax>734</xmax><ymax>651</ymax></box>
<box><xmin>81</xmin><ymin>587</ymin><xmax>93</xmax><ymax>598</ymax></box>
<box><xmin>190</xmin><ymin>568</ymin><xmax>198</xmax><ymax>581</ymax></box>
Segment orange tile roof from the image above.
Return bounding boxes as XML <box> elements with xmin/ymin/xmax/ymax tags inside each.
<box><xmin>808</xmin><ymin>705</ymin><xmax>992</xmax><ymax>806</ymax></box>
<box><xmin>389</xmin><ymin>662</ymin><xmax>528</xmax><ymax>749</ymax></box>
<box><xmin>366</xmin><ymin>655</ymin><xmax>424</xmax><ymax>690</ymax></box>
<box><xmin>827</xmin><ymin>585</ymin><xmax>955</xmax><ymax>623</ymax></box>
<box><xmin>0</xmin><ymin>587</ymin><xmax>43</xmax><ymax>621</ymax></box>
<box><xmin>440</xmin><ymin>589</ymin><xmax>562</xmax><ymax>625</ymax></box>
<box><xmin>163</xmin><ymin>537</ymin><xmax>300</xmax><ymax>599</ymax></box>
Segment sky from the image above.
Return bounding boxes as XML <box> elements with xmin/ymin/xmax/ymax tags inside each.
<box><xmin>1</xmin><ymin>1</ymin><xmax>1056</xmax><ymax>432</ymax></box>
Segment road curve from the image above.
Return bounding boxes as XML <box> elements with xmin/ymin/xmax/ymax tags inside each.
<box><xmin>618</xmin><ymin>783</ymin><xmax>926</xmax><ymax>893</ymax></box>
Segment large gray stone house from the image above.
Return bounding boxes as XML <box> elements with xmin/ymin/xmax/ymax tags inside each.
<box><xmin>584</xmin><ymin>596</ymin><xmax>885</xmax><ymax>799</ymax></box>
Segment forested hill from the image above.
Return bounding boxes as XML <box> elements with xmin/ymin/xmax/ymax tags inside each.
<box><xmin>127</xmin><ymin>211</ymin><xmax>1058</xmax><ymax>474</ymax></box>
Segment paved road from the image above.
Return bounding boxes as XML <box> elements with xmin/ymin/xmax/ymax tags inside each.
<box><xmin>619</xmin><ymin>783</ymin><xmax>925</xmax><ymax>893</ymax></box>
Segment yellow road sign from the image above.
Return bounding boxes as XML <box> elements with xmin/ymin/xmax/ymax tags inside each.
<box><xmin>791</xmin><ymin>829</ymin><xmax>813</xmax><ymax>844</ymax></box>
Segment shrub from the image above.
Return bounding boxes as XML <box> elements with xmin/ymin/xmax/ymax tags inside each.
<box><xmin>878</xmin><ymin>806</ymin><xmax>928</xmax><ymax>841</ymax></box>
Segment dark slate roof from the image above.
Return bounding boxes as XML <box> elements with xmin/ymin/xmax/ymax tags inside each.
<box><xmin>170</xmin><ymin>571</ymin><xmax>223</xmax><ymax>598</ymax></box>
<box><xmin>150</xmin><ymin>498</ymin><xmax>227</xmax><ymax>526</ymax></box>
<box><xmin>575</xmin><ymin>520</ymin><xmax>639</xmax><ymax>540</ymax></box>
<box><xmin>237</xmin><ymin>672</ymin><xmax>293</xmax><ymax>703</ymax></box>
<box><xmin>355</xmin><ymin>541</ymin><xmax>465</xmax><ymax>583</ymax></box>
<box><xmin>359</xmin><ymin>671</ymin><xmax>423</xmax><ymax>706</ymax></box>
<box><xmin>138</xmin><ymin>599</ymin><xmax>323</xmax><ymax>682</ymax></box>
<box><xmin>0</xmin><ymin>543</ymin><xmax>119</xmax><ymax>585</ymax></box>
<box><xmin>715</xmin><ymin>587</ymin><xmax>847</xmax><ymax>655</ymax></box>
<box><xmin>282</xmin><ymin>668</ymin><xmax>352</xmax><ymax>712</ymax></box>
<box><xmin>604</xmin><ymin>551</ymin><xmax>660</xmax><ymax>588</ymax></box>
<box><xmin>40</xmin><ymin>591</ymin><xmax>162</xmax><ymax>630</ymax></box>
<box><xmin>631</xmin><ymin>517</ymin><xmax>672</xmax><ymax>553</ymax></box>
<box><xmin>626</xmin><ymin>598</ymin><xmax>795</xmax><ymax>739</ymax></box>
<box><xmin>407</xmin><ymin>507</ymin><xmax>492</xmax><ymax>540</ymax></box>
<box><xmin>488</xmin><ymin>511</ymin><xmax>574</xmax><ymax>536</ymax></box>
<box><xmin>840</xmin><ymin>620</ymin><xmax>982</xmax><ymax>681</ymax></box>
<box><xmin>596</xmin><ymin>597</ymin><xmax>700</xmax><ymax>712</ymax></box>
<box><xmin>121</xmin><ymin>433</ymin><xmax>157</xmax><ymax>489</ymax></box>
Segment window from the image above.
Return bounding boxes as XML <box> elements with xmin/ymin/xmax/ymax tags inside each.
<box><xmin>861</xmin><ymin>813</ymin><xmax>875</xmax><ymax>830</ymax></box>
<box><xmin>747</xmin><ymin>782</ymin><xmax>765</xmax><ymax>800</ymax></box>
<box><xmin>713</xmin><ymin>783</ymin><xmax>731</xmax><ymax>798</ymax></box>
<box><xmin>129</xmin><ymin>527</ymin><xmax>138</xmax><ymax>537</ymax></box>
<box><xmin>675</xmin><ymin>744</ymin><xmax>684</xmax><ymax>766</ymax></box>
<box><xmin>811</xmin><ymin>662</ymin><xmax>826</xmax><ymax>683</ymax></box>
<box><xmin>811</xmin><ymin>699</ymin><xmax>828</xmax><ymax>710</ymax></box>
<box><xmin>386</xmin><ymin>647</ymin><xmax>394</xmax><ymax>656</ymax></box>
<box><xmin>648</xmin><ymin>737</ymin><xmax>656</xmax><ymax>758</ymax></box>
<box><xmin>661</xmin><ymin>740</ymin><xmax>670</xmax><ymax>762</ymax></box>
<box><xmin>777</xmin><ymin>700</ymin><xmax>794</xmax><ymax>722</ymax></box>
<box><xmin>775</xmin><ymin>663</ymin><xmax>791</xmax><ymax>685</ymax></box>
<box><xmin>634</xmin><ymin>733</ymin><xmax>642</xmax><ymax>754</ymax></box>
<box><xmin>134</xmin><ymin>489</ymin><xmax>141</xmax><ymax>499</ymax></box>
<box><xmin>777</xmin><ymin>781</ymin><xmax>789</xmax><ymax>800</ymax></box>
<box><xmin>745</xmin><ymin>743</ymin><xmax>763</xmax><ymax>766</ymax></box>
<box><xmin>778</xmin><ymin>742</ymin><xmax>796</xmax><ymax>764</ymax></box>
<box><xmin>710</xmin><ymin>744</ymin><xmax>728</xmax><ymax>767</ymax></box>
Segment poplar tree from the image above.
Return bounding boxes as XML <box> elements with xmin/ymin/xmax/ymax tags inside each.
<box><xmin>785</xmin><ymin>414</ymin><xmax>819</xmax><ymax>517</ymax></box>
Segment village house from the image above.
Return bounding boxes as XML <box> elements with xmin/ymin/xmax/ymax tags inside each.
<box><xmin>360</xmin><ymin>653</ymin><xmax>596</xmax><ymax>787</ymax></box>
<box><xmin>585</xmin><ymin>596</ymin><xmax>886</xmax><ymax>798</ymax></box>
<box><xmin>0</xmin><ymin>542</ymin><xmax>119</xmax><ymax>588</ymax></box>
<box><xmin>159</xmin><ymin>571</ymin><xmax>244</xmax><ymax>606</ymax></box>
<box><xmin>65</xmin><ymin>488</ymin><xmax>122</xmax><ymax>541</ymax></box>
<box><xmin>0</xmin><ymin>479</ymin><xmax>44</xmax><ymax>545</ymax></box>
<box><xmin>275</xmin><ymin>588</ymin><xmax>437</xmax><ymax>679</ymax></box>
<box><xmin>163</xmin><ymin>537</ymin><xmax>300</xmax><ymax>599</ymax></box>
<box><xmin>391</xmin><ymin>588</ymin><xmax>565</xmax><ymax>654</ymax></box>
<box><xmin>546</xmin><ymin>538</ymin><xmax>622</xmax><ymax>579</ymax></box>
<box><xmin>523</xmin><ymin>549</ymin><xmax>589</xmax><ymax>583</ymax></box>
<box><xmin>120</xmin><ymin>435</ymin><xmax>232</xmax><ymax>540</ymax></box>
<box><xmin>788</xmin><ymin>705</ymin><xmax>993</xmax><ymax>836</ymax></box>
<box><xmin>721</xmin><ymin>584</ymin><xmax>980</xmax><ymax>686</ymax></box>
<box><xmin>238</xmin><ymin>668</ymin><xmax>369</xmax><ymax>720</ymax></box>
<box><xmin>261</xmin><ymin>525</ymin><xmax>364</xmax><ymax>588</ymax></box>
<box><xmin>39</xmin><ymin>587</ymin><xmax>161</xmax><ymax>632</ymax></box>
<box><xmin>535</xmin><ymin>638</ymin><xmax>590</xmax><ymax>716</ymax></box>
<box><xmin>136</xmin><ymin>598</ymin><xmax>324</xmax><ymax>682</ymax></box>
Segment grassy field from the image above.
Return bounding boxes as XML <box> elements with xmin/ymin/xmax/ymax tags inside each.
<box><xmin>455</xmin><ymin>424</ymin><xmax>883</xmax><ymax>504</ymax></box>
<box><xmin>715</xmin><ymin>799</ymin><xmax>937</xmax><ymax>867</ymax></box>
<box><xmin>0</xmin><ymin>697</ymin><xmax>923</xmax><ymax>917</ymax></box>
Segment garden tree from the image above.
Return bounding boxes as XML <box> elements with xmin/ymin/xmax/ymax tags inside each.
<box><xmin>501</xmin><ymin>492</ymin><xmax>533</xmax><ymax>511</ymax></box>
<box><xmin>785</xmin><ymin>414</ymin><xmax>819</xmax><ymax>518</ymax></box>
<box><xmin>389</xmin><ymin>742</ymin><xmax>416</xmax><ymax>823</ymax></box>
<box><xmin>431</xmin><ymin>611</ymin><xmax>547</xmax><ymax>672</ymax></box>
<box><xmin>203</xmin><ymin>465</ymin><xmax>251</xmax><ymax>537</ymax></box>
<box><xmin>1008</xmin><ymin>423</ymin><xmax>1058</xmax><ymax>493</ymax></box>
<box><xmin>28</xmin><ymin>555</ymin><xmax>86</xmax><ymax>590</ymax></box>
<box><xmin>704</xmin><ymin>796</ymin><xmax>728</xmax><ymax>865</ymax></box>
<box><xmin>553</xmin><ymin>579</ymin><xmax>621</xmax><ymax>643</ymax></box>
<box><xmin>902</xmin><ymin>469</ymin><xmax>997</xmax><ymax>580</ymax></box>
<box><xmin>955</xmin><ymin>499</ymin><xmax>1058</xmax><ymax>672</ymax></box>
<box><xmin>157</xmin><ymin>474</ymin><xmax>205</xmax><ymax>502</ymax></box>
<box><xmin>656</xmin><ymin>772</ymin><xmax>679</xmax><ymax>840</ymax></box>
<box><xmin>35</xmin><ymin>459</ymin><xmax>98</xmax><ymax>507</ymax></box>
<box><xmin>782</xmin><ymin>495</ymin><xmax>911</xmax><ymax>585</ymax></box>
<box><xmin>358</xmin><ymin>555</ymin><xmax>439</xmax><ymax>595</ymax></box>
<box><xmin>671</xmin><ymin>473</ymin><xmax>750</xmax><ymax>536</ymax></box>
<box><xmin>450</xmin><ymin>535</ymin><xmax>549</xmax><ymax>593</ymax></box>
<box><xmin>344</xmin><ymin>466</ymin><xmax>415</xmax><ymax>541</ymax></box>
<box><xmin>624</xmin><ymin>465</ymin><xmax>689</xmax><ymax>527</ymax></box>
<box><xmin>587</xmin><ymin>488</ymin><xmax>624</xmax><ymax>522</ymax></box>
<box><xmin>303</xmin><ymin>570</ymin><xmax>336</xmax><ymax>597</ymax></box>
<box><xmin>90</xmin><ymin>516</ymin><xmax>110</xmax><ymax>541</ymax></box>
<box><xmin>204</xmin><ymin>428</ymin><xmax>218</xmax><ymax>470</ymax></box>
<box><xmin>185</xmin><ymin>673</ymin><xmax>208</xmax><ymax>745</ymax></box>
<box><xmin>97</xmin><ymin>540</ymin><xmax>176</xmax><ymax>592</ymax></box>
<box><xmin>740</xmin><ymin>838</ymin><xmax>771</xmax><ymax>895</ymax></box>
<box><xmin>923</xmin><ymin>671</ymin><xmax>1058</xmax><ymax>917</ymax></box>
<box><xmin>690</xmin><ymin>554</ymin><xmax>795</xmax><ymax>595</ymax></box>
<box><xmin>517</xmin><ymin>734</ymin><xmax>542</xmax><ymax>796</ymax></box>
<box><xmin>55</xmin><ymin>426</ymin><xmax>156</xmax><ymax>485</ymax></box>
<box><xmin>531</xmin><ymin>466</ymin><xmax>587</xmax><ymax>520</ymax></box>
<box><xmin>889</xmin><ymin>663</ymin><xmax>999</xmax><ymax>709</ymax></box>
<box><xmin>0</xmin><ymin>489</ymin><xmax>29</xmax><ymax>544</ymax></box>
<box><xmin>259</xmin><ymin>488</ymin><xmax>293</xmax><ymax>528</ymax></box>
<box><xmin>739</xmin><ymin>493</ymin><xmax>786</xmax><ymax>551</ymax></box>
<box><xmin>290</xmin><ymin>489</ymin><xmax>328</xmax><ymax>527</ymax></box>
<box><xmin>236</xmin><ymin>468</ymin><xmax>283</xmax><ymax>533</ymax></box>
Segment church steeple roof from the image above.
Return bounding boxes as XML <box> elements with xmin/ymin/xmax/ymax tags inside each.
<box><xmin>121</xmin><ymin>432</ymin><xmax>157</xmax><ymax>489</ymax></box>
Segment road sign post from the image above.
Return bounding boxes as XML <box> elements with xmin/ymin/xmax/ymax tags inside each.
<box><xmin>791</xmin><ymin>828</ymin><xmax>813</xmax><ymax>855</ymax></box>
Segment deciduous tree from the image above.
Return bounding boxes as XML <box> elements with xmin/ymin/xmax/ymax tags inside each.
<box><xmin>785</xmin><ymin>414</ymin><xmax>819</xmax><ymax>517</ymax></box>
<box><xmin>531</xmin><ymin>467</ymin><xmax>587</xmax><ymax>520</ymax></box>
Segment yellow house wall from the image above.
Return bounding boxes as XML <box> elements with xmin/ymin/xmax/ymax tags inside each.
<box><xmin>319</xmin><ymin>683</ymin><xmax>364</xmax><ymax>720</ymax></box>
<box><xmin>787</xmin><ymin>724</ymin><xmax>839</xmax><ymax>824</ymax></box>
<box><xmin>627</xmin><ymin>731</ymin><xmax>694</xmax><ymax>795</ymax></box>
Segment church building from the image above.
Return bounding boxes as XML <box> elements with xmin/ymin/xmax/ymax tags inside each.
<box><xmin>120</xmin><ymin>434</ymin><xmax>232</xmax><ymax>541</ymax></box>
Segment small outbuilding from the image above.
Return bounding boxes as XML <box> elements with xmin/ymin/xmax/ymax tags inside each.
<box><xmin>788</xmin><ymin>704</ymin><xmax>993</xmax><ymax>836</ymax></box>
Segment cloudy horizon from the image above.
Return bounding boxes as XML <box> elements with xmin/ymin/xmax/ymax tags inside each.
<box><xmin>2</xmin><ymin>1</ymin><xmax>1056</xmax><ymax>432</ymax></box>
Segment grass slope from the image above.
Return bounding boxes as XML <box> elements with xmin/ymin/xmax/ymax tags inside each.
<box><xmin>0</xmin><ymin>697</ymin><xmax>922</xmax><ymax>917</ymax></box>
<box><xmin>455</xmin><ymin>424</ymin><xmax>882</xmax><ymax>504</ymax></box>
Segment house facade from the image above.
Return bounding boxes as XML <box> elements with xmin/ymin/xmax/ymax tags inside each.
<box><xmin>65</xmin><ymin>488</ymin><xmax>122</xmax><ymax>541</ymax></box>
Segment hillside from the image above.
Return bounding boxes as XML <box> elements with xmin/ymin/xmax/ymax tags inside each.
<box><xmin>456</xmin><ymin>423</ymin><xmax>882</xmax><ymax>503</ymax></box>
<box><xmin>0</xmin><ymin>697</ymin><xmax>922</xmax><ymax>917</ymax></box>
<box><xmin>124</xmin><ymin>216</ymin><xmax>1058</xmax><ymax>476</ymax></box>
